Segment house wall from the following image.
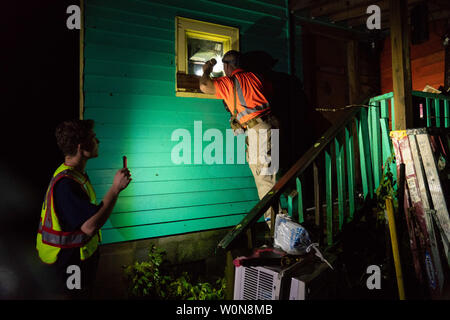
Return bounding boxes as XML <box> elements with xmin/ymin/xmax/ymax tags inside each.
<box><xmin>380</xmin><ymin>19</ymin><xmax>447</xmax><ymax>93</ymax></box>
<box><xmin>83</xmin><ymin>0</ymin><xmax>291</xmax><ymax>245</ymax></box>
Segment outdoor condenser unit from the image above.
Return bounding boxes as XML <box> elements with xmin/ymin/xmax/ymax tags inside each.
<box><xmin>234</xmin><ymin>257</ymin><xmax>335</xmax><ymax>300</ymax></box>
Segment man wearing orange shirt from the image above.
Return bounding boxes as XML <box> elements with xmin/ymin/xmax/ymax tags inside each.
<box><xmin>199</xmin><ymin>50</ymin><xmax>280</xmax><ymax>227</ymax></box>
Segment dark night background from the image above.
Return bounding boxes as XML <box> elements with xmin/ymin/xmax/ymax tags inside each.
<box><xmin>2</xmin><ymin>1</ymin><xmax>448</xmax><ymax>304</ymax></box>
<box><xmin>1</xmin><ymin>1</ymin><xmax>80</xmax><ymax>298</ymax></box>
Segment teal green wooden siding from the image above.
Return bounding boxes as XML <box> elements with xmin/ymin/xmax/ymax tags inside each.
<box><xmin>83</xmin><ymin>0</ymin><xmax>290</xmax><ymax>244</ymax></box>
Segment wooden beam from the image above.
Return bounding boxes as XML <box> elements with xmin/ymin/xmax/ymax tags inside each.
<box><xmin>341</xmin><ymin>0</ymin><xmax>434</xmax><ymax>29</ymax></box>
<box><xmin>310</xmin><ymin>0</ymin><xmax>376</xmax><ymax>19</ymax></box>
<box><xmin>329</xmin><ymin>0</ymin><xmax>423</xmax><ymax>23</ymax></box>
<box><xmin>347</xmin><ymin>40</ymin><xmax>359</xmax><ymax>104</ymax></box>
<box><xmin>79</xmin><ymin>0</ymin><xmax>85</xmax><ymax>120</ymax></box>
<box><xmin>313</xmin><ymin>161</ymin><xmax>321</xmax><ymax>228</ymax></box>
<box><xmin>295</xmin><ymin>15</ymin><xmax>368</xmax><ymax>42</ymax></box>
<box><xmin>390</xmin><ymin>0</ymin><xmax>414</xmax><ymax>130</ymax></box>
<box><xmin>224</xmin><ymin>251</ymin><xmax>234</xmax><ymax>299</ymax></box>
<box><xmin>329</xmin><ymin>0</ymin><xmax>384</xmax><ymax>22</ymax></box>
<box><xmin>345</xmin><ymin>11</ymin><xmax>390</xmax><ymax>28</ymax></box>
<box><xmin>347</xmin><ymin>6</ymin><xmax>449</xmax><ymax>29</ymax></box>
<box><xmin>289</xmin><ymin>0</ymin><xmax>331</xmax><ymax>12</ymax></box>
<box><xmin>445</xmin><ymin>27</ymin><xmax>450</xmax><ymax>89</ymax></box>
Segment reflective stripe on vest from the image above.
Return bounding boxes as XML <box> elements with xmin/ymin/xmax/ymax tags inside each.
<box><xmin>38</xmin><ymin>220</ymin><xmax>89</xmax><ymax>248</ymax></box>
<box><xmin>233</xmin><ymin>77</ymin><xmax>270</xmax><ymax>123</ymax></box>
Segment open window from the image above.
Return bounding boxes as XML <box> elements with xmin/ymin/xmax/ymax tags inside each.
<box><xmin>175</xmin><ymin>17</ymin><xmax>239</xmax><ymax>98</ymax></box>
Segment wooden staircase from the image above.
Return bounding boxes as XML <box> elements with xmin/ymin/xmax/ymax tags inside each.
<box><xmin>217</xmin><ymin>90</ymin><xmax>450</xmax><ymax>299</ymax></box>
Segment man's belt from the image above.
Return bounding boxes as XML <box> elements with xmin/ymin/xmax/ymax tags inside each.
<box><xmin>245</xmin><ymin>112</ymin><xmax>273</xmax><ymax>129</ymax></box>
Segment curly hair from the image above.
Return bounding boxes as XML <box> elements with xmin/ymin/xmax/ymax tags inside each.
<box><xmin>55</xmin><ymin>119</ymin><xmax>95</xmax><ymax>156</ymax></box>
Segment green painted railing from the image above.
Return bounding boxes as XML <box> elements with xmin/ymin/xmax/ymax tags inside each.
<box><xmin>367</xmin><ymin>90</ymin><xmax>450</xmax><ymax>193</ymax></box>
<box><xmin>218</xmin><ymin>91</ymin><xmax>450</xmax><ymax>252</ymax></box>
<box><xmin>367</xmin><ymin>92</ymin><xmax>396</xmax><ymax>194</ymax></box>
<box><xmin>411</xmin><ymin>91</ymin><xmax>450</xmax><ymax>129</ymax></box>
<box><xmin>218</xmin><ymin>107</ymin><xmax>373</xmax><ymax>250</ymax></box>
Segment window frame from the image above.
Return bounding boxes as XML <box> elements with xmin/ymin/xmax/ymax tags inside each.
<box><xmin>175</xmin><ymin>16</ymin><xmax>239</xmax><ymax>99</ymax></box>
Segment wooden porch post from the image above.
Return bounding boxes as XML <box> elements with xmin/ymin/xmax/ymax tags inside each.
<box><xmin>347</xmin><ymin>40</ymin><xmax>359</xmax><ymax>104</ymax></box>
<box><xmin>390</xmin><ymin>0</ymin><xmax>413</xmax><ymax>130</ymax></box>
<box><xmin>445</xmin><ymin>29</ymin><xmax>450</xmax><ymax>89</ymax></box>
<box><xmin>224</xmin><ymin>250</ymin><xmax>235</xmax><ymax>300</ymax></box>
<box><xmin>79</xmin><ymin>0</ymin><xmax>85</xmax><ymax>120</ymax></box>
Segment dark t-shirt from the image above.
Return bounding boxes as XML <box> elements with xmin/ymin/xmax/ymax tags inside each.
<box><xmin>51</xmin><ymin>177</ymin><xmax>101</xmax><ymax>271</ymax></box>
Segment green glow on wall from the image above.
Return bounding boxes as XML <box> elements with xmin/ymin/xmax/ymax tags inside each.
<box><xmin>83</xmin><ymin>0</ymin><xmax>290</xmax><ymax>244</ymax></box>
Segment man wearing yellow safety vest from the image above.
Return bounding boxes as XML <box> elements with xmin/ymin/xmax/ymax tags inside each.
<box><xmin>199</xmin><ymin>50</ymin><xmax>280</xmax><ymax>228</ymax></box>
<box><xmin>36</xmin><ymin>119</ymin><xmax>131</xmax><ymax>298</ymax></box>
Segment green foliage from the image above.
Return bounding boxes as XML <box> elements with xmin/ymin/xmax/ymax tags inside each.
<box><xmin>165</xmin><ymin>272</ymin><xmax>226</xmax><ymax>300</ymax></box>
<box><xmin>123</xmin><ymin>244</ymin><xmax>170</xmax><ymax>298</ymax></box>
<box><xmin>374</xmin><ymin>155</ymin><xmax>397</xmax><ymax>223</ymax></box>
<box><xmin>123</xmin><ymin>244</ymin><xmax>226</xmax><ymax>300</ymax></box>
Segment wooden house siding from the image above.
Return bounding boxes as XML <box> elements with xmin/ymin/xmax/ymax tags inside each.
<box><xmin>83</xmin><ymin>0</ymin><xmax>290</xmax><ymax>244</ymax></box>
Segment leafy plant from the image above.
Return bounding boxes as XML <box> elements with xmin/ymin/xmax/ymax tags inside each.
<box><xmin>123</xmin><ymin>244</ymin><xmax>171</xmax><ymax>298</ymax></box>
<box><xmin>166</xmin><ymin>272</ymin><xmax>226</xmax><ymax>300</ymax></box>
<box><xmin>123</xmin><ymin>245</ymin><xmax>226</xmax><ymax>300</ymax></box>
<box><xmin>374</xmin><ymin>155</ymin><xmax>397</xmax><ymax>224</ymax></box>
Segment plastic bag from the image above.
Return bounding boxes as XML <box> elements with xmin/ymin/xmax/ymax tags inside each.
<box><xmin>273</xmin><ymin>214</ymin><xmax>311</xmax><ymax>255</ymax></box>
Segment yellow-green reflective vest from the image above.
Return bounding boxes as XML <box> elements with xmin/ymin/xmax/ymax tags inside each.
<box><xmin>36</xmin><ymin>163</ymin><xmax>102</xmax><ymax>264</ymax></box>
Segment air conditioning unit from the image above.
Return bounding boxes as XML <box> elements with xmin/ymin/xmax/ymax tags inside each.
<box><xmin>234</xmin><ymin>265</ymin><xmax>282</xmax><ymax>300</ymax></box>
<box><xmin>234</xmin><ymin>257</ymin><xmax>335</xmax><ymax>300</ymax></box>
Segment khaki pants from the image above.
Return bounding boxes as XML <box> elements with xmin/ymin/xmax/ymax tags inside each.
<box><xmin>245</xmin><ymin>115</ymin><xmax>280</xmax><ymax>228</ymax></box>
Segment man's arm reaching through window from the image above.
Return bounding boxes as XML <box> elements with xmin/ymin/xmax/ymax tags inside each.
<box><xmin>199</xmin><ymin>59</ymin><xmax>216</xmax><ymax>95</ymax></box>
